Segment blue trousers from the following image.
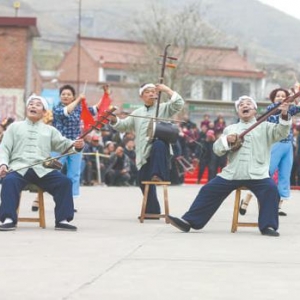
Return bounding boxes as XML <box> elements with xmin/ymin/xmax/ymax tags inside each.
<box><xmin>59</xmin><ymin>152</ymin><xmax>82</xmax><ymax>198</ymax></box>
<box><xmin>269</xmin><ymin>142</ymin><xmax>293</xmax><ymax>199</ymax></box>
<box><xmin>0</xmin><ymin>168</ymin><xmax>74</xmax><ymax>224</ymax></box>
<box><xmin>183</xmin><ymin>176</ymin><xmax>279</xmax><ymax>232</ymax></box>
<box><xmin>137</xmin><ymin>140</ymin><xmax>170</xmax><ymax>214</ymax></box>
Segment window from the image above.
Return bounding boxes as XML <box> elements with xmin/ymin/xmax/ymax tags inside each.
<box><xmin>103</xmin><ymin>69</ymin><xmax>127</xmax><ymax>83</ymax></box>
<box><xmin>106</xmin><ymin>74</ymin><xmax>122</xmax><ymax>82</ymax></box>
<box><xmin>181</xmin><ymin>78</ymin><xmax>193</xmax><ymax>99</ymax></box>
<box><xmin>232</xmin><ymin>82</ymin><xmax>250</xmax><ymax>100</ymax></box>
<box><xmin>203</xmin><ymin>80</ymin><xmax>223</xmax><ymax>100</ymax></box>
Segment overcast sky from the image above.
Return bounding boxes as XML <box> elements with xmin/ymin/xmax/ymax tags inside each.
<box><xmin>258</xmin><ymin>0</ymin><xmax>300</xmax><ymax>20</ymax></box>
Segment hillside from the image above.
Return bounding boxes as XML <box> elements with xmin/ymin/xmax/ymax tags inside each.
<box><xmin>1</xmin><ymin>0</ymin><xmax>300</xmax><ymax>70</ymax></box>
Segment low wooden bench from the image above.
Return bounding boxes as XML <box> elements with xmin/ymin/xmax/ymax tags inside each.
<box><xmin>231</xmin><ymin>187</ymin><xmax>258</xmax><ymax>233</ymax></box>
<box><xmin>140</xmin><ymin>181</ymin><xmax>171</xmax><ymax>223</ymax></box>
<box><xmin>17</xmin><ymin>184</ymin><xmax>46</xmax><ymax>228</ymax></box>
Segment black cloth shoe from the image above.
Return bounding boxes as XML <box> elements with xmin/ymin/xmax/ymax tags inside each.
<box><xmin>31</xmin><ymin>200</ymin><xmax>39</xmax><ymax>212</ymax></box>
<box><xmin>0</xmin><ymin>222</ymin><xmax>16</xmax><ymax>231</ymax></box>
<box><xmin>55</xmin><ymin>222</ymin><xmax>77</xmax><ymax>231</ymax></box>
<box><xmin>261</xmin><ymin>227</ymin><xmax>280</xmax><ymax>237</ymax></box>
<box><xmin>239</xmin><ymin>199</ymin><xmax>248</xmax><ymax>215</ymax></box>
<box><xmin>278</xmin><ymin>209</ymin><xmax>287</xmax><ymax>216</ymax></box>
<box><xmin>168</xmin><ymin>215</ymin><xmax>191</xmax><ymax>232</ymax></box>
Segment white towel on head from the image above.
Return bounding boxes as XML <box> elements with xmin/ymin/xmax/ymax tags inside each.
<box><xmin>26</xmin><ymin>94</ymin><xmax>49</xmax><ymax>110</ymax></box>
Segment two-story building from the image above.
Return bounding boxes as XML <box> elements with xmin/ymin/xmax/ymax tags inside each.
<box><xmin>55</xmin><ymin>37</ymin><xmax>267</xmax><ymax>124</ymax></box>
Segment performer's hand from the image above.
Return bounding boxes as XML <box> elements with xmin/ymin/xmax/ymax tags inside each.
<box><xmin>294</xmin><ymin>82</ymin><xmax>300</xmax><ymax>94</ymax></box>
<box><xmin>74</xmin><ymin>139</ymin><xmax>85</xmax><ymax>150</ymax></box>
<box><xmin>278</xmin><ymin>101</ymin><xmax>289</xmax><ymax>115</ymax></box>
<box><xmin>0</xmin><ymin>164</ymin><xmax>8</xmax><ymax>178</ymax></box>
<box><xmin>155</xmin><ymin>84</ymin><xmax>174</xmax><ymax>97</ymax></box>
<box><xmin>78</xmin><ymin>94</ymin><xmax>86</xmax><ymax>102</ymax></box>
<box><xmin>227</xmin><ymin>134</ymin><xmax>237</xmax><ymax>144</ymax></box>
<box><xmin>293</xmin><ymin>82</ymin><xmax>300</xmax><ymax>105</ymax></box>
<box><xmin>227</xmin><ymin>134</ymin><xmax>243</xmax><ymax>151</ymax></box>
<box><xmin>108</xmin><ymin>113</ymin><xmax>117</xmax><ymax>125</ymax></box>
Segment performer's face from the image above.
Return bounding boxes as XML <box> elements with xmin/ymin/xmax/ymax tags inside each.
<box><xmin>140</xmin><ymin>87</ymin><xmax>157</xmax><ymax>106</ymax></box>
<box><xmin>237</xmin><ymin>99</ymin><xmax>257</xmax><ymax>122</ymax></box>
<box><xmin>274</xmin><ymin>90</ymin><xmax>287</xmax><ymax>103</ymax></box>
<box><xmin>60</xmin><ymin>88</ymin><xmax>75</xmax><ymax>105</ymax></box>
<box><xmin>26</xmin><ymin>99</ymin><xmax>46</xmax><ymax>123</ymax></box>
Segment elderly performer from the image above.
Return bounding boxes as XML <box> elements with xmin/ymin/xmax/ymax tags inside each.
<box><xmin>110</xmin><ymin>83</ymin><xmax>184</xmax><ymax>218</ymax></box>
<box><xmin>0</xmin><ymin>95</ymin><xmax>84</xmax><ymax>231</ymax></box>
<box><xmin>168</xmin><ymin>95</ymin><xmax>291</xmax><ymax>237</ymax></box>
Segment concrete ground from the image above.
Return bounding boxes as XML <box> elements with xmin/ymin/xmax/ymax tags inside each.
<box><xmin>1</xmin><ymin>184</ymin><xmax>300</xmax><ymax>300</ymax></box>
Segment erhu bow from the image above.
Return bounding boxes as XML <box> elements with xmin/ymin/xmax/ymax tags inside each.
<box><xmin>9</xmin><ymin>105</ymin><xmax>117</xmax><ymax>173</ymax></box>
<box><xmin>230</xmin><ymin>90</ymin><xmax>300</xmax><ymax>151</ymax></box>
<box><xmin>147</xmin><ymin>44</ymin><xmax>180</xmax><ymax>144</ymax></box>
<box><xmin>45</xmin><ymin>105</ymin><xmax>117</xmax><ymax>169</ymax></box>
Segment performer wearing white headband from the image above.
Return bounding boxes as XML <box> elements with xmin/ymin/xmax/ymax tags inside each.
<box><xmin>0</xmin><ymin>95</ymin><xmax>85</xmax><ymax>231</ymax></box>
<box><xmin>26</xmin><ymin>94</ymin><xmax>49</xmax><ymax>111</ymax></box>
<box><xmin>235</xmin><ymin>95</ymin><xmax>257</xmax><ymax>111</ymax></box>
<box><xmin>168</xmin><ymin>95</ymin><xmax>291</xmax><ymax>237</ymax></box>
<box><xmin>139</xmin><ymin>83</ymin><xmax>156</xmax><ymax>96</ymax></box>
<box><xmin>109</xmin><ymin>83</ymin><xmax>184</xmax><ymax>219</ymax></box>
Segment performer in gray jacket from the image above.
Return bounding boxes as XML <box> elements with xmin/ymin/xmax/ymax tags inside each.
<box><xmin>168</xmin><ymin>95</ymin><xmax>291</xmax><ymax>236</ymax></box>
<box><xmin>110</xmin><ymin>83</ymin><xmax>184</xmax><ymax>217</ymax></box>
<box><xmin>0</xmin><ymin>95</ymin><xmax>84</xmax><ymax>231</ymax></box>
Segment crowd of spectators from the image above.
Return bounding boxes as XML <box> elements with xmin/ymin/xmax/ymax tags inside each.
<box><xmin>1</xmin><ymin>112</ymin><xmax>300</xmax><ymax>188</ymax></box>
<box><xmin>79</xmin><ymin>113</ymin><xmax>229</xmax><ymax>187</ymax></box>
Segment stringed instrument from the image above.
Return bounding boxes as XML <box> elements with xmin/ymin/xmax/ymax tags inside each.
<box><xmin>230</xmin><ymin>90</ymin><xmax>300</xmax><ymax>151</ymax></box>
<box><xmin>42</xmin><ymin>105</ymin><xmax>117</xmax><ymax>169</ymax></box>
<box><xmin>147</xmin><ymin>44</ymin><xmax>180</xmax><ymax>144</ymax></box>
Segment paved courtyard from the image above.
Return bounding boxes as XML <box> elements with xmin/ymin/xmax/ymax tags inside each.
<box><xmin>1</xmin><ymin>184</ymin><xmax>300</xmax><ymax>300</ymax></box>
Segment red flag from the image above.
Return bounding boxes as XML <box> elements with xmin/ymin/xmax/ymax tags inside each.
<box><xmin>81</xmin><ymin>98</ymin><xmax>95</xmax><ymax>131</ymax></box>
<box><xmin>96</xmin><ymin>88</ymin><xmax>112</xmax><ymax>128</ymax></box>
<box><xmin>98</xmin><ymin>91</ymin><xmax>112</xmax><ymax>115</ymax></box>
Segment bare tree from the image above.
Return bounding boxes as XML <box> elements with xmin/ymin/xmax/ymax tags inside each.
<box><xmin>126</xmin><ymin>1</ymin><xmax>228</xmax><ymax>98</ymax></box>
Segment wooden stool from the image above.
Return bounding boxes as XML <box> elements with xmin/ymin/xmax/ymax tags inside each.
<box><xmin>140</xmin><ymin>181</ymin><xmax>171</xmax><ymax>223</ymax></box>
<box><xmin>231</xmin><ymin>187</ymin><xmax>258</xmax><ymax>233</ymax></box>
<box><xmin>17</xmin><ymin>184</ymin><xmax>46</xmax><ymax>228</ymax></box>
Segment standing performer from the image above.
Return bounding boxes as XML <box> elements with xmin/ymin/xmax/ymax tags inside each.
<box><xmin>109</xmin><ymin>83</ymin><xmax>184</xmax><ymax>217</ymax></box>
<box><xmin>0</xmin><ymin>95</ymin><xmax>84</xmax><ymax>231</ymax></box>
<box><xmin>168</xmin><ymin>95</ymin><xmax>291</xmax><ymax>237</ymax></box>
<box><xmin>52</xmin><ymin>85</ymin><xmax>101</xmax><ymax>205</ymax></box>
<box><xmin>239</xmin><ymin>88</ymin><xmax>300</xmax><ymax>216</ymax></box>
<box><xmin>267</xmin><ymin>87</ymin><xmax>300</xmax><ymax>216</ymax></box>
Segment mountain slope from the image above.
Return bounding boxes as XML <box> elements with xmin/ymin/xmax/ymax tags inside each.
<box><xmin>1</xmin><ymin>0</ymin><xmax>300</xmax><ymax>68</ymax></box>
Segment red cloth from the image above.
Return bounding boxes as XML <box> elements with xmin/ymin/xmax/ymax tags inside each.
<box><xmin>96</xmin><ymin>92</ymin><xmax>112</xmax><ymax>129</ymax></box>
<box><xmin>98</xmin><ymin>92</ymin><xmax>112</xmax><ymax>114</ymax></box>
<box><xmin>80</xmin><ymin>98</ymin><xmax>95</xmax><ymax>131</ymax></box>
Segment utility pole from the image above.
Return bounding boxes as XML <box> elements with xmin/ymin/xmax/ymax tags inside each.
<box><xmin>13</xmin><ymin>2</ymin><xmax>20</xmax><ymax>17</ymax></box>
<box><xmin>77</xmin><ymin>0</ymin><xmax>82</xmax><ymax>94</ymax></box>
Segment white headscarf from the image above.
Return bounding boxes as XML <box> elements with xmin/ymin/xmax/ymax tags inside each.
<box><xmin>26</xmin><ymin>94</ymin><xmax>49</xmax><ymax>111</ymax></box>
<box><xmin>139</xmin><ymin>83</ymin><xmax>156</xmax><ymax>96</ymax></box>
<box><xmin>235</xmin><ymin>95</ymin><xmax>257</xmax><ymax>112</ymax></box>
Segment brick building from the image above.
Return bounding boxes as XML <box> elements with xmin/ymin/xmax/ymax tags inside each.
<box><xmin>0</xmin><ymin>17</ymin><xmax>41</xmax><ymax>120</ymax></box>
<box><xmin>56</xmin><ymin>37</ymin><xmax>266</xmax><ymax>122</ymax></box>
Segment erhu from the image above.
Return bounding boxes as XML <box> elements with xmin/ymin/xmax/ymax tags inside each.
<box><xmin>229</xmin><ymin>90</ymin><xmax>300</xmax><ymax>151</ymax></box>
<box><xmin>147</xmin><ymin>44</ymin><xmax>180</xmax><ymax>144</ymax></box>
<box><xmin>9</xmin><ymin>104</ymin><xmax>117</xmax><ymax>173</ymax></box>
